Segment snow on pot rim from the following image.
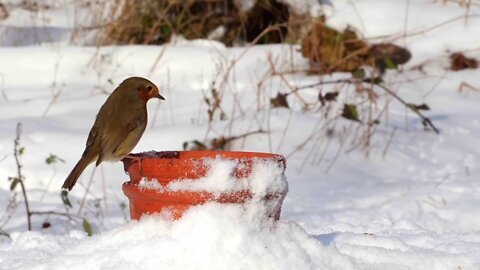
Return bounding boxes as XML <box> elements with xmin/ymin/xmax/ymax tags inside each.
<box><xmin>121</xmin><ymin>151</ymin><xmax>288</xmax><ymax>220</ymax></box>
<box><xmin>122</xmin><ymin>150</ymin><xmax>286</xmax><ymax>184</ymax></box>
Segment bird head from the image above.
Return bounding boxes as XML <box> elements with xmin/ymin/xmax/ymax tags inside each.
<box><xmin>120</xmin><ymin>77</ymin><xmax>165</xmax><ymax>102</ymax></box>
<box><xmin>137</xmin><ymin>82</ymin><xmax>165</xmax><ymax>102</ymax></box>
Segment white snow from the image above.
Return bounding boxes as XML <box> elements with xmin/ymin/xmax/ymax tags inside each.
<box><xmin>159</xmin><ymin>158</ymin><xmax>287</xmax><ymax>196</ymax></box>
<box><xmin>0</xmin><ymin>0</ymin><xmax>480</xmax><ymax>269</ymax></box>
<box><xmin>164</xmin><ymin>159</ymin><xmax>245</xmax><ymax>193</ymax></box>
<box><xmin>0</xmin><ymin>204</ymin><xmax>353</xmax><ymax>270</ymax></box>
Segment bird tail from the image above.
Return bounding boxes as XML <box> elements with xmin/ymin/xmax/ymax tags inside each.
<box><xmin>62</xmin><ymin>156</ymin><xmax>94</xmax><ymax>191</ymax></box>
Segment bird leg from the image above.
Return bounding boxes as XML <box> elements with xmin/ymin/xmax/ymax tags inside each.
<box><xmin>122</xmin><ymin>154</ymin><xmax>144</xmax><ymax>176</ymax></box>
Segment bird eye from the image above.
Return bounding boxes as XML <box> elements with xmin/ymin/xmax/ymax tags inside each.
<box><xmin>146</xmin><ymin>85</ymin><xmax>153</xmax><ymax>91</ymax></box>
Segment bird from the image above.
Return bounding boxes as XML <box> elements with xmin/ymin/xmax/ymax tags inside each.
<box><xmin>62</xmin><ymin>77</ymin><xmax>165</xmax><ymax>191</ymax></box>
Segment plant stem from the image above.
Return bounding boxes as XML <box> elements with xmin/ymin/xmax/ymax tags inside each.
<box><xmin>375</xmin><ymin>83</ymin><xmax>440</xmax><ymax>134</ymax></box>
<box><xmin>29</xmin><ymin>211</ymin><xmax>82</xmax><ymax>221</ymax></box>
<box><xmin>290</xmin><ymin>78</ymin><xmax>440</xmax><ymax>134</ymax></box>
<box><xmin>13</xmin><ymin>123</ymin><xmax>31</xmax><ymax>230</ymax></box>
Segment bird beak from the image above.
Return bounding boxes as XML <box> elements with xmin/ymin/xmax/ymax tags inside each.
<box><xmin>155</xmin><ymin>93</ymin><xmax>165</xmax><ymax>100</ymax></box>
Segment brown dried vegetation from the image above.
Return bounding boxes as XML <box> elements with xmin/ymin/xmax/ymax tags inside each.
<box><xmin>301</xmin><ymin>18</ymin><xmax>411</xmax><ymax>74</ymax></box>
<box><xmin>450</xmin><ymin>52</ymin><xmax>478</xmax><ymax>71</ymax></box>
<box><xmin>102</xmin><ymin>0</ymin><xmax>295</xmax><ymax>46</ymax></box>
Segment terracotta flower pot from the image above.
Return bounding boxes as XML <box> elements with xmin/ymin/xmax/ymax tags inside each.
<box><xmin>122</xmin><ymin>151</ymin><xmax>287</xmax><ymax>220</ymax></box>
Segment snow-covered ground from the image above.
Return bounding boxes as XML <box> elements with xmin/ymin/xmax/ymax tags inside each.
<box><xmin>1</xmin><ymin>0</ymin><xmax>480</xmax><ymax>269</ymax></box>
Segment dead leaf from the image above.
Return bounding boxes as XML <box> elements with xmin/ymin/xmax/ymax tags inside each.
<box><xmin>369</xmin><ymin>43</ymin><xmax>411</xmax><ymax>72</ymax></box>
<box><xmin>270</xmin><ymin>93</ymin><xmax>289</xmax><ymax>108</ymax></box>
<box><xmin>450</xmin><ymin>53</ymin><xmax>478</xmax><ymax>71</ymax></box>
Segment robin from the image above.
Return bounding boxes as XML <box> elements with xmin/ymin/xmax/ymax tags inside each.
<box><xmin>62</xmin><ymin>77</ymin><xmax>164</xmax><ymax>191</ymax></box>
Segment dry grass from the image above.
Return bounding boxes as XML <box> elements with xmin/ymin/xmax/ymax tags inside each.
<box><xmin>98</xmin><ymin>0</ymin><xmax>304</xmax><ymax>46</ymax></box>
<box><xmin>301</xmin><ymin>18</ymin><xmax>411</xmax><ymax>75</ymax></box>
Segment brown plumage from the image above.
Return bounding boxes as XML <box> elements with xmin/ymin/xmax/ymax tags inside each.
<box><xmin>62</xmin><ymin>77</ymin><xmax>164</xmax><ymax>191</ymax></box>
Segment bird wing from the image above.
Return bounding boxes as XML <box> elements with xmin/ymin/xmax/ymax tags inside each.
<box><xmin>79</xmin><ymin>123</ymin><xmax>100</xmax><ymax>160</ymax></box>
<box><xmin>85</xmin><ymin>126</ymin><xmax>98</xmax><ymax>149</ymax></box>
<box><xmin>111</xmin><ymin>117</ymin><xmax>147</xmax><ymax>157</ymax></box>
<box><xmin>96</xmin><ymin>106</ymin><xmax>147</xmax><ymax>165</ymax></box>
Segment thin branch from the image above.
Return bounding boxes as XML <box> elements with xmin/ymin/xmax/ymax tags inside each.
<box><xmin>0</xmin><ymin>73</ymin><xmax>7</xmax><ymax>101</ymax></box>
<box><xmin>228</xmin><ymin>129</ymin><xmax>266</xmax><ymax>142</ymax></box>
<box><xmin>0</xmin><ymin>228</ymin><xmax>10</xmax><ymax>239</ymax></box>
<box><xmin>13</xmin><ymin>123</ymin><xmax>31</xmax><ymax>230</ymax></box>
<box><xmin>78</xmin><ymin>166</ymin><xmax>97</xmax><ymax>215</ymax></box>
<box><xmin>399</xmin><ymin>13</ymin><xmax>480</xmax><ymax>40</ymax></box>
<box><xmin>29</xmin><ymin>210</ymin><xmax>83</xmax><ymax>221</ymax></box>
<box><xmin>289</xmin><ymin>78</ymin><xmax>353</xmax><ymax>94</ymax></box>
<box><xmin>148</xmin><ymin>45</ymin><xmax>167</xmax><ymax>76</ymax></box>
<box><xmin>0</xmin><ymin>193</ymin><xmax>18</xmax><ymax>229</ymax></box>
<box><xmin>288</xmin><ymin>78</ymin><xmax>440</xmax><ymax>134</ymax></box>
<box><xmin>383</xmin><ymin>128</ymin><xmax>397</xmax><ymax>158</ymax></box>
<box><xmin>375</xmin><ymin>83</ymin><xmax>440</xmax><ymax>133</ymax></box>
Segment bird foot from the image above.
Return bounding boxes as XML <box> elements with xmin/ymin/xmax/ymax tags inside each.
<box><xmin>123</xmin><ymin>154</ymin><xmax>143</xmax><ymax>162</ymax></box>
<box><xmin>122</xmin><ymin>154</ymin><xmax>144</xmax><ymax>176</ymax></box>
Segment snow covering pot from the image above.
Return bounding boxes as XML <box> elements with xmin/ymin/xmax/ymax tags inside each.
<box><xmin>122</xmin><ymin>151</ymin><xmax>287</xmax><ymax>220</ymax></box>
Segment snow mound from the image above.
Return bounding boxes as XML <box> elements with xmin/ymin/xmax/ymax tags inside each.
<box><xmin>0</xmin><ymin>203</ymin><xmax>353</xmax><ymax>270</ymax></box>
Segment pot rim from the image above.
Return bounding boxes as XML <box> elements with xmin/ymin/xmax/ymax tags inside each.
<box><xmin>123</xmin><ymin>150</ymin><xmax>284</xmax><ymax>162</ymax></box>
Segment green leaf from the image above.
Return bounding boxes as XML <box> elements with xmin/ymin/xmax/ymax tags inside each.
<box><xmin>341</xmin><ymin>104</ymin><xmax>360</xmax><ymax>122</ymax></box>
<box><xmin>352</xmin><ymin>69</ymin><xmax>366</xmax><ymax>79</ymax></box>
<box><xmin>407</xmin><ymin>103</ymin><xmax>430</xmax><ymax>112</ymax></box>
<box><xmin>270</xmin><ymin>93</ymin><xmax>289</xmax><ymax>109</ymax></box>
<box><xmin>82</xmin><ymin>219</ymin><xmax>93</xmax><ymax>237</ymax></box>
<box><xmin>46</xmin><ymin>154</ymin><xmax>65</xmax><ymax>165</ymax></box>
<box><xmin>61</xmin><ymin>190</ymin><xmax>73</xmax><ymax>208</ymax></box>
<box><xmin>9</xmin><ymin>178</ymin><xmax>20</xmax><ymax>191</ymax></box>
<box><xmin>18</xmin><ymin>147</ymin><xmax>25</xmax><ymax>156</ymax></box>
<box><xmin>160</xmin><ymin>25</ymin><xmax>171</xmax><ymax>35</ymax></box>
<box><xmin>384</xmin><ymin>57</ymin><xmax>397</xmax><ymax>69</ymax></box>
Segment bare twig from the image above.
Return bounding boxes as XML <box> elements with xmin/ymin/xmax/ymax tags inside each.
<box><xmin>29</xmin><ymin>210</ymin><xmax>83</xmax><ymax>221</ymax></box>
<box><xmin>383</xmin><ymin>128</ymin><xmax>397</xmax><ymax>158</ymax></box>
<box><xmin>42</xmin><ymin>53</ymin><xmax>63</xmax><ymax>116</ymax></box>
<box><xmin>101</xmin><ymin>165</ymin><xmax>108</xmax><ymax>217</ymax></box>
<box><xmin>402</xmin><ymin>0</ymin><xmax>411</xmax><ymax>47</ymax></box>
<box><xmin>0</xmin><ymin>228</ymin><xmax>10</xmax><ymax>239</ymax></box>
<box><xmin>149</xmin><ymin>46</ymin><xmax>168</xmax><ymax>76</ymax></box>
<box><xmin>0</xmin><ymin>193</ymin><xmax>18</xmax><ymax>229</ymax></box>
<box><xmin>458</xmin><ymin>81</ymin><xmax>479</xmax><ymax>93</ymax></box>
<box><xmin>78</xmin><ymin>166</ymin><xmax>97</xmax><ymax>215</ymax></box>
<box><xmin>289</xmin><ymin>78</ymin><xmax>354</xmax><ymax>94</ymax></box>
<box><xmin>392</xmin><ymin>13</ymin><xmax>480</xmax><ymax>41</ymax></box>
<box><xmin>375</xmin><ymin>83</ymin><xmax>440</xmax><ymax>133</ymax></box>
<box><xmin>0</xmin><ymin>154</ymin><xmax>8</xmax><ymax>164</ymax></box>
<box><xmin>13</xmin><ymin>123</ymin><xmax>32</xmax><ymax>230</ymax></box>
<box><xmin>289</xmin><ymin>78</ymin><xmax>440</xmax><ymax>133</ymax></box>
<box><xmin>0</xmin><ymin>73</ymin><xmax>7</xmax><ymax>101</ymax></box>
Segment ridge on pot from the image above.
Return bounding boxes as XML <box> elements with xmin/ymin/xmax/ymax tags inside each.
<box><xmin>122</xmin><ymin>151</ymin><xmax>288</xmax><ymax>220</ymax></box>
